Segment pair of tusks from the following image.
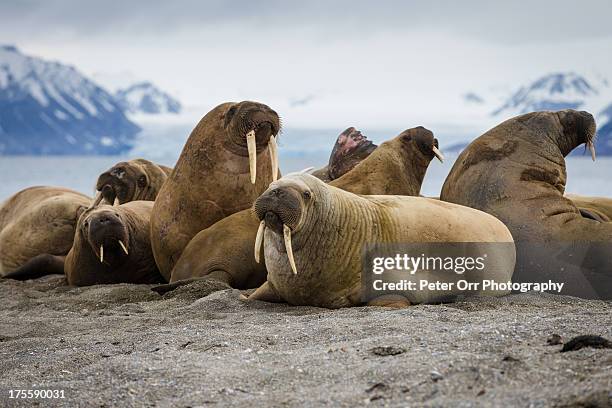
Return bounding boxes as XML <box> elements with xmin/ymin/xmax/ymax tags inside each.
<box><xmin>432</xmin><ymin>146</ymin><xmax>445</xmax><ymax>163</ymax></box>
<box><xmin>246</xmin><ymin>130</ymin><xmax>279</xmax><ymax>184</ymax></box>
<box><xmin>587</xmin><ymin>141</ymin><xmax>596</xmax><ymax>161</ymax></box>
<box><xmin>254</xmin><ymin>220</ymin><xmax>297</xmax><ymax>275</ymax></box>
<box><xmin>98</xmin><ymin>240</ymin><xmax>129</xmax><ymax>263</ymax></box>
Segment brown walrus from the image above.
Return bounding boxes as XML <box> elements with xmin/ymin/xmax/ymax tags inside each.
<box><xmin>152</xmin><ymin>126</ymin><xmax>444</xmax><ymax>294</ymax></box>
<box><xmin>247</xmin><ymin>174</ymin><xmax>515</xmax><ymax>308</ymax></box>
<box><xmin>440</xmin><ymin>110</ymin><xmax>612</xmax><ymax>299</ymax></box>
<box><xmin>310</xmin><ymin>127</ymin><xmax>377</xmax><ymax>182</ymax></box>
<box><xmin>150</xmin><ymin>101</ymin><xmax>281</xmax><ymax>279</ymax></box>
<box><xmin>95</xmin><ymin>158</ymin><xmax>172</xmax><ymax>205</ymax></box>
<box><xmin>64</xmin><ymin>201</ymin><xmax>164</xmax><ymax>286</ymax></box>
<box><xmin>330</xmin><ymin>126</ymin><xmax>444</xmax><ymax>195</ymax></box>
<box><xmin>0</xmin><ymin>187</ymin><xmax>91</xmax><ymax>277</ymax></box>
<box><xmin>566</xmin><ymin>194</ymin><xmax>612</xmax><ymax>222</ymax></box>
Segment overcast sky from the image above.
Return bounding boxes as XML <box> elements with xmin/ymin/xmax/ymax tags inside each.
<box><xmin>1</xmin><ymin>0</ymin><xmax>612</xmax><ymax>132</ymax></box>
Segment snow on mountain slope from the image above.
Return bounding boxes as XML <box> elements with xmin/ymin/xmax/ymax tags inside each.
<box><xmin>492</xmin><ymin>73</ymin><xmax>600</xmax><ymax>116</ymax></box>
<box><xmin>0</xmin><ymin>45</ymin><xmax>140</xmax><ymax>155</ymax></box>
<box><xmin>115</xmin><ymin>82</ymin><xmax>181</xmax><ymax>115</ymax></box>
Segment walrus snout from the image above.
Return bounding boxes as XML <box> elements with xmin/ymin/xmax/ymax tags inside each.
<box><xmin>224</xmin><ymin>101</ymin><xmax>281</xmax><ymax>184</ymax></box>
<box><xmin>556</xmin><ymin>109</ymin><xmax>597</xmax><ymax>160</ymax></box>
<box><xmin>254</xmin><ymin>187</ymin><xmax>303</xmax><ymax>231</ymax></box>
<box><xmin>400</xmin><ymin>126</ymin><xmax>444</xmax><ymax>163</ymax></box>
<box><xmin>86</xmin><ymin>211</ymin><xmax>129</xmax><ymax>264</ymax></box>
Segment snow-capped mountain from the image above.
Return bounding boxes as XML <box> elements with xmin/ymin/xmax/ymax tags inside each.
<box><xmin>0</xmin><ymin>45</ymin><xmax>140</xmax><ymax>155</ymax></box>
<box><xmin>492</xmin><ymin>73</ymin><xmax>598</xmax><ymax>116</ymax></box>
<box><xmin>115</xmin><ymin>82</ymin><xmax>181</xmax><ymax>115</ymax></box>
<box><xmin>482</xmin><ymin>72</ymin><xmax>612</xmax><ymax>156</ymax></box>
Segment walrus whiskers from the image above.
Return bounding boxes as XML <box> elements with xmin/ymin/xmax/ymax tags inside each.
<box><xmin>118</xmin><ymin>240</ymin><xmax>129</xmax><ymax>255</ymax></box>
<box><xmin>283</xmin><ymin>224</ymin><xmax>298</xmax><ymax>275</ymax></box>
<box><xmin>432</xmin><ymin>146</ymin><xmax>445</xmax><ymax>163</ymax></box>
<box><xmin>269</xmin><ymin>135</ymin><xmax>279</xmax><ymax>182</ymax></box>
<box><xmin>254</xmin><ymin>220</ymin><xmax>266</xmax><ymax>263</ymax></box>
<box><xmin>246</xmin><ymin>130</ymin><xmax>257</xmax><ymax>184</ymax></box>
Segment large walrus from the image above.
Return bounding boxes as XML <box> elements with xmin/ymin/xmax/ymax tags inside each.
<box><xmin>310</xmin><ymin>127</ymin><xmax>377</xmax><ymax>182</ymax></box>
<box><xmin>150</xmin><ymin>101</ymin><xmax>281</xmax><ymax>279</ymax></box>
<box><xmin>0</xmin><ymin>187</ymin><xmax>91</xmax><ymax>277</ymax></box>
<box><xmin>64</xmin><ymin>201</ymin><xmax>164</xmax><ymax>286</ymax></box>
<box><xmin>247</xmin><ymin>174</ymin><xmax>515</xmax><ymax>308</ymax></box>
<box><xmin>566</xmin><ymin>194</ymin><xmax>612</xmax><ymax>222</ymax></box>
<box><xmin>153</xmin><ymin>127</ymin><xmax>444</xmax><ymax>294</ymax></box>
<box><xmin>440</xmin><ymin>110</ymin><xmax>612</xmax><ymax>299</ymax></box>
<box><xmin>95</xmin><ymin>158</ymin><xmax>172</xmax><ymax>205</ymax></box>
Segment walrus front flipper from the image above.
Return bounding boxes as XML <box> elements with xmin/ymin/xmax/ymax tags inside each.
<box><xmin>367</xmin><ymin>294</ymin><xmax>411</xmax><ymax>309</ymax></box>
<box><xmin>2</xmin><ymin>254</ymin><xmax>65</xmax><ymax>280</ymax></box>
<box><xmin>151</xmin><ymin>271</ymin><xmax>233</xmax><ymax>295</ymax></box>
<box><xmin>246</xmin><ymin>281</ymin><xmax>284</xmax><ymax>303</ymax></box>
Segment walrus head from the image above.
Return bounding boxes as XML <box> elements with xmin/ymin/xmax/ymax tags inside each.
<box><xmin>253</xmin><ymin>174</ymin><xmax>323</xmax><ymax>275</ymax></box>
<box><xmin>397</xmin><ymin>126</ymin><xmax>444</xmax><ymax>163</ymax></box>
<box><xmin>95</xmin><ymin>159</ymin><xmax>169</xmax><ymax>205</ymax></box>
<box><xmin>555</xmin><ymin>110</ymin><xmax>597</xmax><ymax>160</ymax></box>
<box><xmin>78</xmin><ymin>206</ymin><xmax>130</xmax><ymax>266</ymax></box>
<box><xmin>222</xmin><ymin>101</ymin><xmax>281</xmax><ymax>184</ymax></box>
<box><xmin>328</xmin><ymin>127</ymin><xmax>377</xmax><ymax>179</ymax></box>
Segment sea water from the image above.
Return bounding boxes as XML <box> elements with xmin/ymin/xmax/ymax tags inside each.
<box><xmin>0</xmin><ymin>154</ymin><xmax>609</xmax><ymax>202</ymax></box>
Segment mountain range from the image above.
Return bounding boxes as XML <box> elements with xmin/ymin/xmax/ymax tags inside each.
<box><xmin>455</xmin><ymin>72</ymin><xmax>612</xmax><ymax>156</ymax></box>
<box><xmin>0</xmin><ymin>45</ymin><xmax>180</xmax><ymax>155</ymax></box>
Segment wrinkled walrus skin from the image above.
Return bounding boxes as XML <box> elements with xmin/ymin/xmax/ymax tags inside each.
<box><xmin>248</xmin><ymin>174</ymin><xmax>515</xmax><ymax>309</ymax></box>
<box><xmin>0</xmin><ymin>186</ymin><xmax>91</xmax><ymax>276</ymax></box>
<box><xmin>310</xmin><ymin>127</ymin><xmax>377</xmax><ymax>182</ymax></box>
<box><xmin>154</xmin><ymin>126</ymin><xmax>442</xmax><ymax>293</ymax></box>
<box><xmin>65</xmin><ymin>201</ymin><xmax>164</xmax><ymax>286</ymax></box>
<box><xmin>150</xmin><ymin>101</ymin><xmax>280</xmax><ymax>280</ymax></box>
<box><xmin>566</xmin><ymin>194</ymin><xmax>612</xmax><ymax>222</ymax></box>
<box><xmin>440</xmin><ymin>110</ymin><xmax>612</xmax><ymax>299</ymax></box>
<box><xmin>95</xmin><ymin>158</ymin><xmax>172</xmax><ymax>205</ymax></box>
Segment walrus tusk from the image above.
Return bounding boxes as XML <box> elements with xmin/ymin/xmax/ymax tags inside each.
<box><xmin>90</xmin><ymin>192</ymin><xmax>104</xmax><ymax>209</ymax></box>
<box><xmin>432</xmin><ymin>146</ymin><xmax>445</xmax><ymax>163</ymax></box>
<box><xmin>283</xmin><ymin>224</ymin><xmax>297</xmax><ymax>275</ymax></box>
<box><xmin>118</xmin><ymin>240</ymin><xmax>129</xmax><ymax>255</ymax></box>
<box><xmin>269</xmin><ymin>135</ymin><xmax>279</xmax><ymax>182</ymax></box>
<box><xmin>254</xmin><ymin>220</ymin><xmax>266</xmax><ymax>263</ymax></box>
<box><xmin>587</xmin><ymin>141</ymin><xmax>596</xmax><ymax>161</ymax></box>
<box><xmin>100</xmin><ymin>245</ymin><xmax>104</xmax><ymax>263</ymax></box>
<box><xmin>246</xmin><ymin>130</ymin><xmax>257</xmax><ymax>184</ymax></box>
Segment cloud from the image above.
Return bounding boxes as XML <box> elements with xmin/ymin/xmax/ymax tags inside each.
<box><xmin>2</xmin><ymin>0</ymin><xmax>612</xmax><ymax>44</ymax></box>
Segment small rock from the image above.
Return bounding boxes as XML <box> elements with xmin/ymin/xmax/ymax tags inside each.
<box><xmin>430</xmin><ymin>371</ymin><xmax>444</xmax><ymax>382</ymax></box>
<box><xmin>370</xmin><ymin>346</ymin><xmax>406</xmax><ymax>356</ymax></box>
<box><xmin>561</xmin><ymin>335</ymin><xmax>612</xmax><ymax>352</ymax></box>
<box><xmin>365</xmin><ymin>383</ymin><xmax>387</xmax><ymax>393</ymax></box>
<box><xmin>546</xmin><ymin>334</ymin><xmax>562</xmax><ymax>345</ymax></box>
<box><xmin>502</xmin><ymin>355</ymin><xmax>520</xmax><ymax>362</ymax></box>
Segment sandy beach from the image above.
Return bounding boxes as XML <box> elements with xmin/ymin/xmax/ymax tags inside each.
<box><xmin>0</xmin><ymin>276</ymin><xmax>610</xmax><ymax>407</ymax></box>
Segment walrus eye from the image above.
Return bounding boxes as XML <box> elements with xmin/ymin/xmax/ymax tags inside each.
<box><xmin>137</xmin><ymin>175</ymin><xmax>147</xmax><ymax>188</ymax></box>
<box><xmin>303</xmin><ymin>191</ymin><xmax>311</xmax><ymax>200</ymax></box>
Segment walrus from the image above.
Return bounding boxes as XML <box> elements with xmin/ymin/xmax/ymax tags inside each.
<box><xmin>150</xmin><ymin>101</ymin><xmax>281</xmax><ymax>279</ymax></box>
<box><xmin>330</xmin><ymin>126</ymin><xmax>444</xmax><ymax>195</ymax></box>
<box><xmin>310</xmin><ymin>127</ymin><xmax>377</xmax><ymax>182</ymax></box>
<box><xmin>566</xmin><ymin>194</ymin><xmax>612</xmax><ymax>222</ymax></box>
<box><xmin>64</xmin><ymin>201</ymin><xmax>164</xmax><ymax>286</ymax></box>
<box><xmin>95</xmin><ymin>158</ymin><xmax>172</xmax><ymax>205</ymax></box>
<box><xmin>440</xmin><ymin>110</ymin><xmax>612</xmax><ymax>299</ymax></box>
<box><xmin>246</xmin><ymin>174</ymin><xmax>515</xmax><ymax>308</ymax></box>
<box><xmin>0</xmin><ymin>186</ymin><xmax>91</xmax><ymax>277</ymax></box>
<box><xmin>152</xmin><ymin>127</ymin><xmax>444</xmax><ymax>294</ymax></box>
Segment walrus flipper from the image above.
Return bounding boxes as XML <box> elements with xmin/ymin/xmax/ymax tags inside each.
<box><xmin>2</xmin><ymin>254</ymin><xmax>65</xmax><ymax>280</ymax></box>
